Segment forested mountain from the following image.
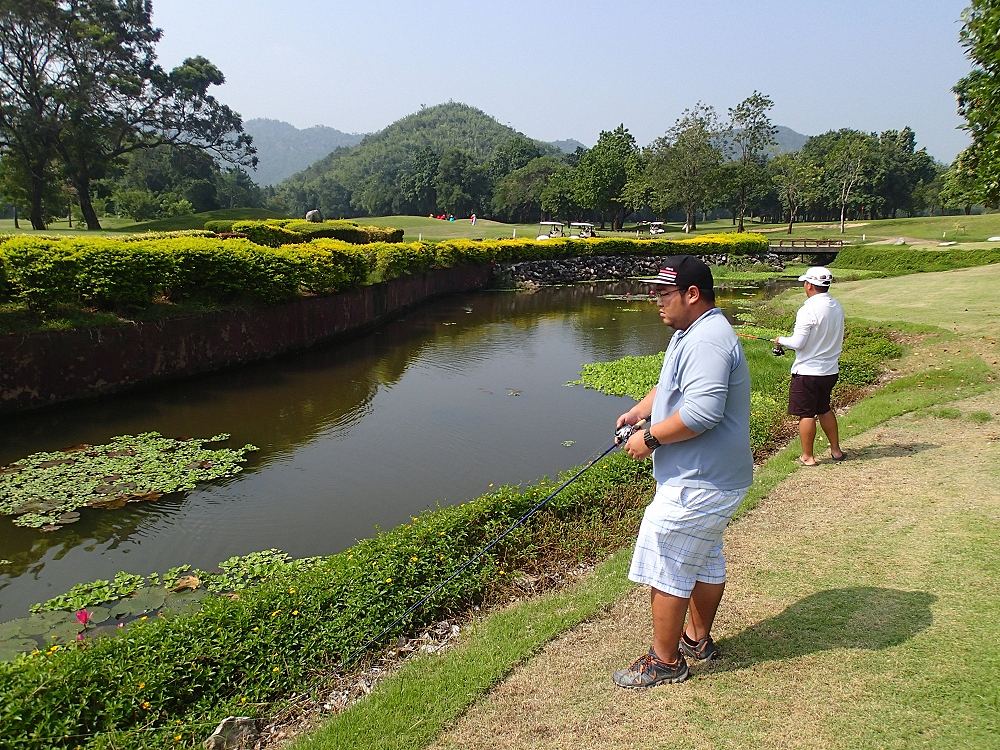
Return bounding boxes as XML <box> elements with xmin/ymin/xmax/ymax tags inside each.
<box><xmin>274</xmin><ymin>103</ymin><xmax>562</xmax><ymax>218</ymax></box>
<box><xmin>244</xmin><ymin>119</ymin><xmax>364</xmax><ymax>186</ymax></box>
<box><xmin>549</xmin><ymin>138</ymin><xmax>587</xmax><ymax>154</ymax></box>
<box><xmin>772</xmin><ymin>125</ymin><xmax>809</xmax><ymax>154</ymax></box>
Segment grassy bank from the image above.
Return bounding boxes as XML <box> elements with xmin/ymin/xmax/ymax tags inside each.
<box><xmin>294</xmin><ymin>265</ymin><xmax>999</xmax><ymax>750</ymax></box>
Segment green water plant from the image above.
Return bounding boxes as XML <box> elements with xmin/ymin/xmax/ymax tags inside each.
<box><xmin>0</xmin><ymin>433</ymin><xmax>257</xmax><ymax>529</ymax></box>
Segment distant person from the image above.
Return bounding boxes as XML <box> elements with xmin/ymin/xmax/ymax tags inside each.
<box><xmin>470</xmin><ymin>213</ymin><xmax>477</xmax><ymax>225</ymax></box>
<box><xmin>773</xmin><ymin>266</ymin><xmax>846</xmax><ymax>466</ymax></box>
<box><xmin>448</xmin><ymin>214</ymin><xmax>455</xmax><ymax>222</ymax></box>
<box><xmin>613</xmin><ymin>255</ymin><xmax>752</xmax><ymax>688</ymax></box>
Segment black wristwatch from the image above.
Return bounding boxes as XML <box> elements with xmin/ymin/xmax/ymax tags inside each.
<box><xmin>643</xmin><ymin>427</ymin><xmax>661</xmax><ymax>450</ymax></box>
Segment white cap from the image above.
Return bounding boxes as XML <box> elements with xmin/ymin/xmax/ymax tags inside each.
<box><xmin>797</xmin><ymin>266</ymin><xmax>833</xmax><ymax>286</ymax></box>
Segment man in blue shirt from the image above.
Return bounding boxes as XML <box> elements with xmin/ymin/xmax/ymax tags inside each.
<box><xmin>614</xmin><ymin>255</ymin><xmax>753</xmax><ymax>688</ymax></box>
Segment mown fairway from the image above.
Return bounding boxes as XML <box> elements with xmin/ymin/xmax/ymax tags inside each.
<box><xmin>7</xmin><ymin>211</ymin><xmax>1000</xmax><ymax>248</ymax></box>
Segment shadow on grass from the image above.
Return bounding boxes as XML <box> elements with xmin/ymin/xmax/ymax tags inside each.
<box><xmin>712</xmin><ymin>587</ymin><xmax>936</xmax><ymax>672</ymax></box>
<box><xmin>838</xmin><ymin>442</ymin><xmax>939</xmax><ymax>461</ymax></box>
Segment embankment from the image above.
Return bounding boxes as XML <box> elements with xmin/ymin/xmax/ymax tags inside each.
<box><xmin>0</xmin><ymin>265</ymin><xmax>490</xmax><ymax>413</ymax></box>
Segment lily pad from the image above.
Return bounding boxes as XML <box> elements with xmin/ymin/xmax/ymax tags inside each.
<box><xmin>0</xmin><ymin>433</ymin><xmax>257</xmax><ymax>528</ymax></box>
<box><xmin>85</xmin><ymin>606</ymin><xmax>112</xmax><ymax>625</ymax></box>
<box><xmin>19</xmin><ymin>610</ymin><xmax>78</xmax><ymax>635</ymax></box>
<box><xmin>0</xmin><ymin>637</ymin><xmax>38</xmax><ymax>661</ymax></box>
<box><xmin>160</xmin><ymin>588</ymin><xmax>209</xmax><ymax>617</ymax></box>
<box><xmin>0</xmin><ymin>619</ymin><xmax>27</xmax><ymax>639</ymax></box>
<box><xmin>108</xmin><ymin>586</ymin><xmax>167</xmax><ymax>619</ymax></box>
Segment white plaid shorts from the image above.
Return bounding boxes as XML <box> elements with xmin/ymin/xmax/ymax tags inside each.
<box><xmin>628</xmin><ymin>483</ymin><xmax>748</xmax><ymax>598</ymax></box>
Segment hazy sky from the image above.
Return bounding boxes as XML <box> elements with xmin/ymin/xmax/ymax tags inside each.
<box><xmin>152</xmin><ymin>0</ymin><xmax>972</xmax><ymax>162</ymax></box>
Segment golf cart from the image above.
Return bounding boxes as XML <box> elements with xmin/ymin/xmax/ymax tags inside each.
<box><xmin>648</xmin><ymin>221</ymin><xmax>666</xmax><ymax>235</ymax></box>
<box><xmin>536</xmin><ymin>221</ymin><xmax>565</xmax><ymax>240</ymax></box>
<box><xmin>570</xmin><ymin>222</ymin><xmax>597</xmax><ymax>239</ymax></box>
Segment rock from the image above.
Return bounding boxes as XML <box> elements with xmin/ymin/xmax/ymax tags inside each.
<box><xmin>304</xmin><ymin>209</ymin><xmax>323</xmax><ymax>222</ymax></box>
<box><xmin>203</xmin><ymin>717</ymin><xmax>259</xmax><ymax>750</ymax></box>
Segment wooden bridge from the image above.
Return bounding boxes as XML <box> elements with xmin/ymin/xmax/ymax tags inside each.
<box><xmin>767</xmin><ymin>238</ymin><xmax>844</xmax><ymax>259</ymax></box>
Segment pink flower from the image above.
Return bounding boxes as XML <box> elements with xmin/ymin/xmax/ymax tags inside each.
<box><xmin>75</xmin><ymin>609</ymin><xmax>91</xmax><ymax>626</ymax></box>
<box><xmin>76</xmin><ymin>633</ymin><xmax>84</xmax><ymax>641</ymax></box>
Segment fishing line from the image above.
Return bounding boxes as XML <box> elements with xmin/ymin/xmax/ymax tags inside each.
<box><xmin>342</xmin><ymin>422</ymin><xmax>643</xmax><ymax>668</ymax></box>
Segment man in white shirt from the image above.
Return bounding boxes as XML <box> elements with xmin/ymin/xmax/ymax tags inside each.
<box><xmin>773</xmin><ymin>266</ymin><xmax>846</xmax><ymax>466</ymax></box>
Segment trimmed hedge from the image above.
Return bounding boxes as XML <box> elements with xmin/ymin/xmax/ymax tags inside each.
<box><xmin>209</xmin><ymin>219</ymin><xmax>405</xmax><ymax>246</ymax></box>
<box><xmin>0</xmin><ymin>452</ymin><xmax>652</xmax><ymax>749</ymax></box>
<box><xmin>832</xmin><ymin>245</ymin><xmax>1000</xmax><ymax>275</ymax></box>
<box><xmin>0</xmin><ymin>236</ymin><xmax>372</xmax><ymax>311</ymax></box>
<box><xmin>0</xmin><ymin>232</ymin><xmax>767</xmax><ymax>314</ymax></box>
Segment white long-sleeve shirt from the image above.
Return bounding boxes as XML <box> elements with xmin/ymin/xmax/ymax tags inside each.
<box><xmin>777</xmin><ymin>293</ymin><xmax>845</xmax><ymax>376</ymax></box>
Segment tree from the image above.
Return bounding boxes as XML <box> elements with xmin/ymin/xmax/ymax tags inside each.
<box><xmin>492</xmin><ymin>155</ymin><xmax>562</xmax><ymax>223</ymax></box>
<box><xmin>874</xmin><ymin>128</ymin><xmax>937</xmax><ymax>217</ymax></box>
<box><xmin>0</xmin><ymin>152</ymin><xmax>63</xmax><ymax>227</ymax></box>
<box><xmin>770</xmin><ymin>152</ymin><xmax>815</xmax><ymax>233</ymax></box>
<box><xmin>540</xmin><ymin>165</ymin><xmax>582</xmax><ymax>223</ymax></box>
<box><xmin>487</xmin><ymin>136</ymin><xmax>542</xmax><ymax>182</ymax></box>
<box><xmin>434</xmin><ymin>148</ymin><xmax>489</xmax><ymax>216</ymax></box>
<box><xmin>644</xmin><ymin>103</ymin><xmax>724</xmax><ymax>231</ymax></box>
<box><xmin>800</xmin><ymin>130</ymin><xmax>880</xmax><ymax>231</ymax></box>
<box><xmin>941</xmin><ymin>148</ymin><xmax>981</xmax><ymax>214</ymax></box>
<box><xmin>397</xmin><ymin>146</ymin><xmax>439</xmax><ymax>215</ymax></box>
<box><xmin>954</xmin><ymin>0</ymin><xmax>1000</xmax><ymax>204</ymax></box>
<box><xmin>726</xmin><ymin>92</ymin><xmax>777</xmax><ymax>231</ymax></box>
<box><xmin>0</xmin><ymin>1</ymin><xmax>65</xmax><ymax>228</ymax></box>
<box><xmin>573</xmin><ymin>125</ymin><xmax>638</xmax><ymax>230</ymax></box>
<box><xmin>0</xmin><ymin>1</ymin><xmax>255</xmax><ymax>230</ymax></box>
<box><xmin>216</xmin><ymin>168</ymin><xmax>262</xmax><ymax>210</ymax></box>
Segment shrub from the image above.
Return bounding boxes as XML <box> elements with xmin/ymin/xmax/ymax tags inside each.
<box><xmin>832</xmin><ymin>245</ymin><xmax>1000</xmax><ymax>275</ymax></box>
<box><xmin>0</xmin><ymin>236</ymin><xmax>80</xmax><ymax>311</ymax></box>
<box><xmin>231</xmin><ymin>221</ymin><xmax>303</xmax><ymax>248</ymax></box>
<box><xmin>117</xmin><ymin>230</ymin><xmax>215</xmax><ymax>243</ymax></box>
<box><xmin>287</xmin><ymin>240</ymin><xmax>372</xmax><ymax>294</ymax></box>
<box><xmin>204</xmin><ymin>220</ymin><xmax>235</xmax><ymax>233</ymax></box>
<box><xmin>0</xmin><ymin>233</ymin><xmax>770</xmax><ymax>319</ymax></box>
<box><xmin>370</xmin><ymin>241</ymin><xmax>437</xmax><ymax>280</ymax></box>
<box><xmin>72</xmin><ymin>242</ymin><xmax>171</xmax><ymax>308</ymax></box>
<box><xmin>278</xmin><ymin>220</ymin><xmax>404</xmax><ymax>245</ymax></box>
<box><xmin>0</xmin><ymin>451</ymin><xmax>650</xmax><ymax>749</ymax></box>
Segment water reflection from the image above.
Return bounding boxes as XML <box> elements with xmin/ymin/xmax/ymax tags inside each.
<box><xmin>0</xmin><ymin>280</ymin><xmax>783</xmax><ymax>617</ymax></box>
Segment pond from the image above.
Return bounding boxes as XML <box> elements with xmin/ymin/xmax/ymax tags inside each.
<box><xmin>0</xmin><ymin>279</ymin><xmax>789</xmax><ymax>619</ymax></box>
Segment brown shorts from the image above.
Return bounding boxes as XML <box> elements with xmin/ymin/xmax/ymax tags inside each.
<box><xmin>788</xmin><ymin>373</ymin><xmax>839</xmax><ymax>417</ymax></box>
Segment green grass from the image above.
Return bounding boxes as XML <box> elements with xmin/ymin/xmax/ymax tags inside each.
<box><xmin>0</xmin><ymin>208</ymin><xmax>288</xmax><ymax>236</ymax></box>
<box><xmin>294</xmin><ymin>261</ymin><xmax>1000</xmax><ymax>750</ymax></box>
<box><xmin>8</xmin><ymin>211</ymin><xmax>1000</xmax><ymax>248</ymax></box>
<box><xmin>293</xmin><ymin>340</ymin><xmax>997</xmax><ymax>750</ymax></box>
<box><xmin>288</xmin><ymin>549</ymin><xmax>635</xmax><ymax>750</ymax></box>
<box><xmin>361</xmin><ymin>215</ymin><xmax>553</xmax><ymax>242</ymax></box>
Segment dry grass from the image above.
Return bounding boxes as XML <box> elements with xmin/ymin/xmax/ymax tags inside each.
<box><xmin>428</xmin><ymin>388</ymin><xmax>1000</xmax><ymax>750</ymax></box>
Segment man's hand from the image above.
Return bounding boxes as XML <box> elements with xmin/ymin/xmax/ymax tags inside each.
<box><xmin>623</xmin><ymin>429</ymin><xmax>654</xmax><ymax>460</ymax></box>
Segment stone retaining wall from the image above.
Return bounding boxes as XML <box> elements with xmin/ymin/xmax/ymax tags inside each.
<box><xmin>0</xmin><ymin>265</ymin><xmax>491</xmax><ymax>413</ymax></box>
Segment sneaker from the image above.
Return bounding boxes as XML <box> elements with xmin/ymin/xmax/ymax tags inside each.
<box><xmin>679</xmin><ymin>634</ymin><xmax>720</xmax><ymax>662</ymax></box>
<box><xmin>612</xmin><ymin>648</ymin><xmax>689</xmax><ymax>688</ymax></box>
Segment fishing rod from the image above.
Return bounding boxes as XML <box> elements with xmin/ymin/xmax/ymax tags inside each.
<box><xmin>735</xmin><ymin>331</ymin><xmax>785</xmax><ymax>357</ymax></box>
<box><xmin>342</xmin><ymin>420</ymin><xmax>646</xmax><ymax>668</ymax></box>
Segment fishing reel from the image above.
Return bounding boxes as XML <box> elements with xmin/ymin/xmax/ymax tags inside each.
<box><xmin>615</xmin><ymin>422</ymin><xmax>642</xmax><ymax>445</ymax></box>
<box><xmin>772</xmin><ymin>343</ymin><xmax>786</xmax><ymax>357</ymax></box>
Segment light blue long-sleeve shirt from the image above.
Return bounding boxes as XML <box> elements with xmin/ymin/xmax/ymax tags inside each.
<box><xmin>650</xmin><ymin>307</ymin><xmax>753</xmax><ymax>490</ymax></box>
